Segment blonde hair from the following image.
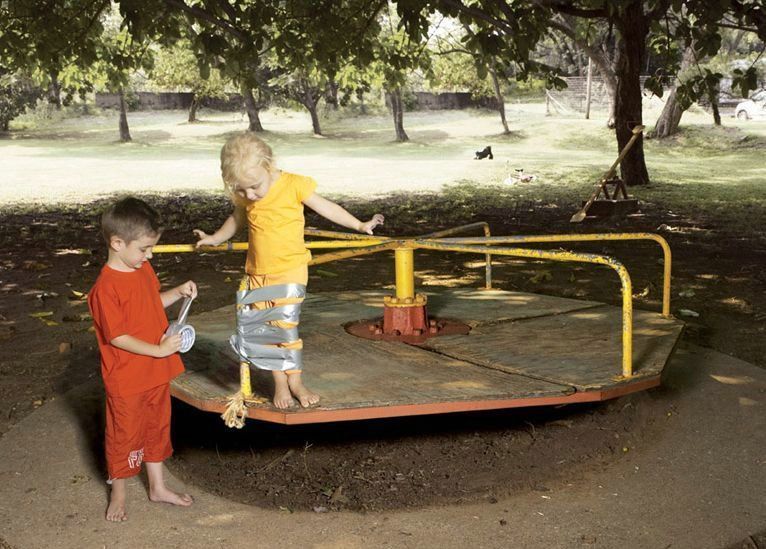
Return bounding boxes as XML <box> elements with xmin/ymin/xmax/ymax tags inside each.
<box><xmin>220</xmin><ymin>132</ymin><xmax>275</xmax><ymax>198</ymax></box>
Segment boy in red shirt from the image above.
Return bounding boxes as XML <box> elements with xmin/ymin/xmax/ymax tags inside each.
<box><xmin>88</xmin><ymin>197</ymin><xmax>196</xmax><ymax>522</ymax></box>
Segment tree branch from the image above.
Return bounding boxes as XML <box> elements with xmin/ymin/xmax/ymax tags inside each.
<box><xmin>160</xmin><ymin>0</ymin><xmax>247</xmax><ymax>41</ymax></box>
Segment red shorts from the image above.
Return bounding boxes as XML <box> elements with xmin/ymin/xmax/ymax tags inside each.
<box><xmin>105</xmin><ymin>383</ymin><xmax>173</xmax><ymax>480</ymax></box>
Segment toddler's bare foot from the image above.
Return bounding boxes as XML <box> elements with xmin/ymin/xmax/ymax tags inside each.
<box><xmin>287</xmin><ymin>374</ymin><xmax>320</xmax><ymax>408</ymax></box>
<box><xmin>149</xmin><ymin>486</ymin><xmax>193</xmax><ymax>507</ymax></box>
<box><xmin>106</xmin><ymin>479</ymin><xmax>127</xmax><ymax>522</ymax></box>
<box><xmin>272</xmin><ymin>371</ymin><xmax>295</xmax><ymax>409</ymax></box>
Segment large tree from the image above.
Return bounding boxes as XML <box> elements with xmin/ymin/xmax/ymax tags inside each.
<box><xmin>0</xmin><ymin>0</ymin><xmax>109</xmax><ymax>115</ymax></box>
<box><xmin>396</xmin><ymin>0</ymin><xmax>766</xmax><ymax>186</ymax></box>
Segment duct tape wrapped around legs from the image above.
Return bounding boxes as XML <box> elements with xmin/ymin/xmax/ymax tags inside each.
<box><xmin>229</xmin><ymin>283</ymin><xmax>305</xmax><ymax>371</ymax></box>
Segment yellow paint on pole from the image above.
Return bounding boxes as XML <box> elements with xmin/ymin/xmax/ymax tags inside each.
<box><xmin>395</xmin><ymin>248</ymin><xmax>415</xmax><ymax>300</ymax></box>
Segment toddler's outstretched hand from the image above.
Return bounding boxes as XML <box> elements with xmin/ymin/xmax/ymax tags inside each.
<box><xmin>193</xmin><ymin>229</ymin><xmax>219</xmax><ymax>248</ymax></box>
<box><xmin>359</xmin><ymin>214</ymin><xmax>384</xmax><ymax>235</ymax></box>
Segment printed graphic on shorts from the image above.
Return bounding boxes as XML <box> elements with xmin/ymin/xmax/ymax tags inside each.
<box><xmin>128</xmin><ymin>448</ymin><xmax>144</xmax><ymax>469</ymax></box>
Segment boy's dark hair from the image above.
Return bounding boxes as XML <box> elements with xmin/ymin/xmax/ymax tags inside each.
<box><xmin>101</xmin><ymin>197</ymin><xmax>163</xmax><ymax>244</ymax></box>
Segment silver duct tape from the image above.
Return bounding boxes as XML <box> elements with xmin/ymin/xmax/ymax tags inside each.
<box><xmin>236</xmin><ymin>322</ymin><xmax>299</xmax><ymax>345</ymax></box>
<box><xmin>236</xmin><ymin>283</ymin><xmax>306</xmax><ymax>306</ymax></box>
<box><xmin>229</xmin><ymin>335</ymin><xmax>302</xmax><ymax>371</ymax></box>
<box><xmin>236</xmin><ymin>303</ymin><xmax>302</xmax><ymax>324</ymax></box>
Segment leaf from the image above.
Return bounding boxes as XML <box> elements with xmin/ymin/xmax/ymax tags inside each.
<box><xmin>633</xmin><ymin>286</ymin><xmax>651</xmax><ymax>299</ymax></box>
<box><xmin>29</xmin><ymin>311</ymin><xmax>54</xmax><ymax>318</ymax></box>
<box><xmin>528</xmin><ymin>270</ymin><xmax>552</xmax><ymax>284</ymax></box>
<box><xmin>71</xmin><ymin>290</ymin><xmax>86</xmax><ymax>298</ymax></box>
<box><xmin>22</xmin><ymin>260</ymin><xmax>51</xmax><ymax>271</ymax></box>
<box><xmin>316</xmin><ymin>269</ymin><xmax>338</xmax><ymax>278</ymax></box>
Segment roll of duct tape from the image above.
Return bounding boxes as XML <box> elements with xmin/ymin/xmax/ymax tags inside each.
<box><xmin>164</xmin><ymin>322</ymin><xmax>196</xmax><ymax>353</ymax></box>
<box><xmin>164</xmin><ymin>296</ymin><xmax>196</xmax><ymax>353</ymax></box>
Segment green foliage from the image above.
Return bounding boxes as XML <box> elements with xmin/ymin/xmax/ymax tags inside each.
<box><xmin>0</xmin><ymin>73</ymin><xmax>40</xmax><ymax>131</ymax></box>
<box><xmin>149</xmin><ymin>40</ymin><xmax>228</xmax><ymax>100</ymax></box>
<box><xmin>732</xmin><ymin>66</ymin><xmax>760</xmax><ymax>98</ymax></box>
<box><xmin>429</xmin><ymin>51</ymin><xmax>493</xmax><ymax>96</ymax></box>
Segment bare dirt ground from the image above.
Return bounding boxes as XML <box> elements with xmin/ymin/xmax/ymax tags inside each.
<box><xmin>1</xmin><ymin>191</ymin><xmax>764</xmax><ymax>515</ymax></box>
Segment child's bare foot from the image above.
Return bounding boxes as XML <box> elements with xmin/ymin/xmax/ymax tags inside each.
<box><xmin>106</xmin><ymin>479</ymin><xmax>127</xmax><ymax>522</ymax></box>
<box><xmin>272</xmin><ymin>371</ymin><xmax>296</xmax><ymax>409</ymax></box>
<box><xmin>149</xmin><ymin>486</ymin><xmax>193</xmax><ymax>507</ymax></box>
<box><xmin>287</xmin><ymin>373</ymin><xmax>320</xmax><ymax>408</ymax></box>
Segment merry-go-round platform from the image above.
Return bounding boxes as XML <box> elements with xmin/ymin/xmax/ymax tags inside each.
<box><xmin>172</xmin><ymin>287</ymin><xmax>683</xmax><ymax>425</ymax></box>
<box><xmin>156</xmin><ymin>224</ymin><xmax>684</xmax><ymax>426</ymax></box>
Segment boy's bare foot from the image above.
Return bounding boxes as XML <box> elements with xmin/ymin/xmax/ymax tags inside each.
<box><xmin>106</xmin><ymin>479</ymin><xmax>127</xmax><ymax>522</ymax></box>
<box><xmin>272</xmin><ymin>371</ymin><xmax>295</xmax><ymax>409</ymax></box>
<box><xmin>287</xmin><ymin>373</ymin><xmax>320</xmax><ymax>408</ymax></box>
<box><xmin>149</xmin><ymin>486</ymin><xmax>193</xmax><ymax>507</ymax></box>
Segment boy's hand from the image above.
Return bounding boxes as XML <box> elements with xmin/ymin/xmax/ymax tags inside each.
<box><xmin>176</xmin><ymin>280</ymin><xmax>197</xmax><ymax>299</ymax></box>
<box><xmin>157</xmin><ymin>334</ymin><xmax>182</xmax><ymax>357</ymax></box>
<box><xmin>359</xmin><ymin>214</ymin><xmax>384</xmax><ymax>235</ymax></box>
<box><xmin>193</xmin><ymin>229</ymin><xmax>220</xmax><ymax>248</ymax></box>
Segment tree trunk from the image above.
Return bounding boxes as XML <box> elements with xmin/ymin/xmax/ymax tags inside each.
<box><xmin>651</xmin><ymin>88</ymin><xmax>684</xmax><ymax>139</ymax></box>
<box><xmin>325</xmin><ymin>79</ymin><xmax>339</xmax><ymax>110</ymax></box>
<box><xmin>357</xmin><ymin>88</ymin><xmax>367</xmax><ymax>115</ymax></box>
<box><xmin>306</xmin><ymin>100</ymin><xmax>322</xmax><ymax>135</ymax></box>
<box><xmin>188</xmin><ymin>94</ymin><xmax>199</xmax><ymax>123</ymax></box>
<box><xmin>47</xmin><ymin>71</ymin><xmax>62</xmax><ymax>109</ymax></box>
<box><xmin>709</xmin><ymin>87</ymin><xmax>721</xmax><ymax>126</ymax></box>
<box><xmin>613</xmin><ymin>2</ymin><xmax>649</xmax><ymax>186</ymax></box>
<box><xmin>489</xmin><ymin>60</ymin><xmax>510</xmax><ymax>134</ymax></box>
<box><xmin>389</xmin><ymin>88</ymin><xmax>409</xmax><ymax>142</ymax></box>
<box><xmin>650</xmin><ymin>46</ymin><xmax>695</xmax><ymax>138</ymax></box>
<box><xmin>118</xmin><ymin>88</ymin><xmax>132</xmax><ymax>143</ymax></box>
<box><xmin>301</xmin><ymin>81</ymin><xmax>322</xmax><ymax>135</ymax></box>
<box><xmin>242</xmin><ymin>86</ymin><xmax>264</xmax><ymax>132</ymax></box>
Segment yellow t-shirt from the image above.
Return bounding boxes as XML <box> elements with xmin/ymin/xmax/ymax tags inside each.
<box><xmin>245</xmin><ymin>172</ymin><xmax>317</xmax><ymax>275</ymax></box>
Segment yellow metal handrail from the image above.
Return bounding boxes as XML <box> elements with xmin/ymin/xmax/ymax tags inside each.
<box><xmin>420</xmin><ymin>222</ymin><xmax>493</xmax><ymax>289</ymax></box>
<box><xmin>428</xmin><ymin>233</ymin><xmax>671</xmax><ymax>318</ymax></box>
<box><xmin>151</xmin><ymin>225</ymin><xmax>672</xmax><ymax>379</ymax></box>
<box><xmin>413</xmin><ymin>240</ymin><xmax>635</xmax><ymax>378</ymax></box>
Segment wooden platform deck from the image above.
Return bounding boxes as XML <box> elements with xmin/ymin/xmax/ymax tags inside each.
<box><xmin>172</xmin><ymin>289</ymin><xmax>684</xmax><ymax>424</ymax></box>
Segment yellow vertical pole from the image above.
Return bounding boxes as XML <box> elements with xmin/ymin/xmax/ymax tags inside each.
<box><xmin>237</xmin><ymin>274</ymin><xmax>253</xmax><ymax>398</ymax></box>
<box><xmin>240</xmin><ymin>362</ymin><xmax>252</xmax><ymax>397</ymax></box>
<box><xmin>483</xmin><ymin>224</ymin><xmax>492</xmax><ymax>289</ymax></box>
<box><xmin>616</xmin><ymin>264</ymin><xmax>633</xmax><ymax>378</ymax></box>
<box><xmin>395</xmin><ymin>248</ymin><xmax>415</xmax><ymax>299</ymax></box>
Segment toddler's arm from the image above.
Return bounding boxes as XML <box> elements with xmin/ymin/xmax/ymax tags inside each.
<box><xmin>303</xmin><ymin>193</ymin><xmax>384</xmax><ymax>235</ymax></box>
<box><xmin>193</xmin><ymin>206</ymin><xmax>245</xmax><ymax>247</ymax></box>
<box><xmin>111</xmin><ymin>333</ymin><xmax>182</xmax><ymax>358</ymax></box>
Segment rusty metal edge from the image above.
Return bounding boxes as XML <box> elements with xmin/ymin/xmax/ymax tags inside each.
<box><xmin>170</xmin><ymin>376</ymin><xmax>660</xmax><ymax>426</ymax></box>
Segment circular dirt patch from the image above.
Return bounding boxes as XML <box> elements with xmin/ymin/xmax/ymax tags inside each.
<box><xmin>168</xmin><ymin>391</ymin><xmax>666</xmax><ymax>512</ymax></box>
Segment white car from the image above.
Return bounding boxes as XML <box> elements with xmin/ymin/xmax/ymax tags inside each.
<box><xmin>735</xmin><ymin>89</ymin><xmax>766</xmax><ymax>120</ymax></box>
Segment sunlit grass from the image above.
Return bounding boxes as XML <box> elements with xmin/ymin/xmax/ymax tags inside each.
<box><xmin>2</xmin><ymin>98</ymin><xmax>765</xmax><ymax>236</ymax></box>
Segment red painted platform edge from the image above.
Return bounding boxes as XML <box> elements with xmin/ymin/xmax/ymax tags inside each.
<box><xmin>170</xmin><ymin>376</ymin><xmax>660</xmax><ymax>426</ymax></box>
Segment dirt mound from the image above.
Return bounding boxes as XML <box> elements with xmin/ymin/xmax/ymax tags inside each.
<box><xmin>168</xmin><ymin>390</ymin><xmax>665</xmax><ymax>512</ymax></box>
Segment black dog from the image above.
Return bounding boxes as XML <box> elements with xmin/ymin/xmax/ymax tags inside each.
<box><xmin>474</xmin><ymin>146</ymin><xmax>493</xmax><ymax>160</ymax></box>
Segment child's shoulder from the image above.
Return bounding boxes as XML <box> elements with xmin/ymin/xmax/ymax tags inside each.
<box><xmin>90</xmin><ymin>262</ymin><xmax>156</xmax><ymax>293</ymax></box>
<box><xmin>279</xmin><ymin>172</ymin><xmax>317</xmax><ymax>198</ymax></box>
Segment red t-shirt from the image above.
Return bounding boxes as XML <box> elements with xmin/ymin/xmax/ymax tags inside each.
<box><xmin>88</xmin><ymin>262</ymin><xmax>184</xmax><ymax>396</ymax></box>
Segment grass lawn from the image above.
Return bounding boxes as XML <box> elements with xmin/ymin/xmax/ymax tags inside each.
<box><xmin>3</xmin><ymin>99</ymin><xmax>765</xmax><ymax>238</ymax></box>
